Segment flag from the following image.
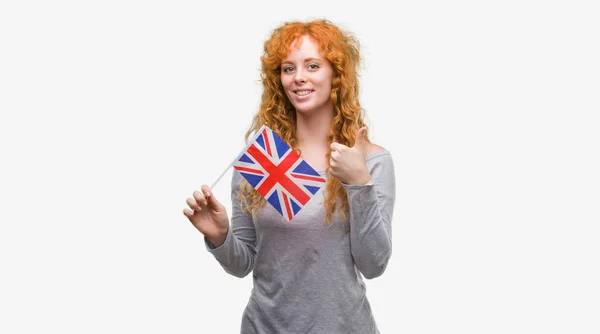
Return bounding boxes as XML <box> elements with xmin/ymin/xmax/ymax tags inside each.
<box><xmin>233</xmin><ymin>125</ymin><xmax>327</xmax><ymax>221</ymax></box>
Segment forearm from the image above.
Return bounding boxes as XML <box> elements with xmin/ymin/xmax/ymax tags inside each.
<box><xmin>346</xmin><ymin>183</ymin><xmax>393</xmax><ymax>279</ymax></box>
<box><xmin>205</xmin><ymin>225</ymin><xmax>256</xmax><ymax>278</ymax></box>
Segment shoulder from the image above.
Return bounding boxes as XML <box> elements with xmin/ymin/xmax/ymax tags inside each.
<box><xmin>364</xmin><ymin>144</ymin><xmax>395</xmax><ymax>193</ymax></box>
<box><xmin>366</xmin><ymin>143</ymin><xmax>390</xmax><ymax>162</ymax></box>
<box><xmin>365</xmin><ymin>143</ymin><xmax>394</xmax><ymax>174</ymax></box>
<box><xmin>366</xmin><ymin>142</ymin><xmax>385</xmax><ymax>155</ymax></box>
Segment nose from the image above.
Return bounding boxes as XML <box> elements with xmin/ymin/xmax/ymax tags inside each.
<box><xmin>294</xmin><ymin>69</ymin><xmax>307</xmax><ymax>84</ymax></box>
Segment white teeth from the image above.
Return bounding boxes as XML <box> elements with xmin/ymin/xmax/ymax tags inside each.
<box><xmin>295</xmin><ymin>90</ymin><xmax>312</xmax><ymax>96</ymax></box>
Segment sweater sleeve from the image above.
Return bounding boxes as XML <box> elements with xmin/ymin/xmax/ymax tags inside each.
<box><xmin>342</xmin><ymin>151</ymin><xmax>396</xmax><ymax>279</ymax></box>
<box><xmin>203</xmin><ymin>171</ymin><xmax>257</xmax><ymax>278</ymax></box>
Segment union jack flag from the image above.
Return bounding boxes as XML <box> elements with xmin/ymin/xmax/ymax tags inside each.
<box><xmin>233</xmin><ymin>125</ymin><xmax>327</xmax><ymax>221</ymax></box>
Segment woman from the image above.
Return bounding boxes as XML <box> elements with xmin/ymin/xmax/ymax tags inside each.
<box><xmin>183</xmin><ymin>19</ymin><xmax>395</xmax><ymax>333</ymax></box>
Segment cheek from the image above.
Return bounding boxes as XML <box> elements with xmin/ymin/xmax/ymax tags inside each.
<box><xmin>316</xmin><ymin>71</ymin><xmax>333</xmax><ymax>89</ymax></box>
<box><xmin>280</xmin><ymin>78</ymin><xmax>292</xmax><ymax>96</ymax></box>
<box><xmin>318</xmin><ymin>77</ymin><xmax>333</xmax><ymax>94</ymax></box>
<box><xmin>280</xmin><ymin>75</ymin><xmax>290</xmax><ymax>89</ymax></box>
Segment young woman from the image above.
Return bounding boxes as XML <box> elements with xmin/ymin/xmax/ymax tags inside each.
<box><xmin>183</xmin><ymin>19</ymin><xmax>396</xmax><ymax>333</ymax></box>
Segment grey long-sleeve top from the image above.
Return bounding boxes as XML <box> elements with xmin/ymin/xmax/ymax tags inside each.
<box><xmin>205</xmin><ymin>150</ymin><xmax>396</xmax><ymax>334</ymax></box>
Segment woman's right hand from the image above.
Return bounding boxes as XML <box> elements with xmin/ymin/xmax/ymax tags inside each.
<box><xmin>183</xmin><ymin>185</ymin><xmax>229</xmax><ymax>247</ymax></box>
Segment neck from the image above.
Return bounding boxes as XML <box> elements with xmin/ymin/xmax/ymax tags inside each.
<box><xmin>295</xmin><ymin>107</ymin><xmax>333</xmax><ymax>148</ymax></box>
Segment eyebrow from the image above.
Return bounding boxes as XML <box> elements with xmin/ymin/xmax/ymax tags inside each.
<box><xmin>281</xmin><ymin>57</ymin><xmax>324</xmax><ymax>65</ymax></box>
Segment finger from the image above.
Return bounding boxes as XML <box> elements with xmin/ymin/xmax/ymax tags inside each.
<box><xmin>330</xmin><ymin>142</ymin><xmax>347</xmax><ymax>151</ymax></box>
<box><xmin>330</xmin><ymin>150</ymin><xmax>340</xmax><ymax>161</ymax></box>
<box><xmin>186</xmin><ymin>197</ymin><xmax>201</xmax><ymax>211</ymax></box>
<box><xmin>201</xmin><ymin>185</ymin><xmax>224</xmax><ymax>210</ymax></box>
<box><xmin>183</xmin><ymin>208</ymin><xmax>194</xmax><ymax>218</ymax></box>
<box><xmin>201</xmin><ymin>185</ymin><xmax>211</xmax><ymax>198</ymax></box>
<box><xmin>353</xmin><ymin>127</ymin><xmax>367</xmax><ymax>149</ymax></box>
<box><xmin>193</xmin><ymin>191</ymin><xmax>208</xmax><ymax>206</ymax></box>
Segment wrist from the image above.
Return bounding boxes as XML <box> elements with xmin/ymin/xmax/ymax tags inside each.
<box><xmin>348</xmin><ymin>171</ymin><xmax>371</xmax><ymax>185</ymax></box>
<box><xmin>206</xmin><ymin>228</ymin><xmax>228</xmax><ymax>248</ymax></box>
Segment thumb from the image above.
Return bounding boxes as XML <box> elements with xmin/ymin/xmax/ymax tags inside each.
<box><xmin>201</xmin><ymin>186</ymin><xmax>224</xmax><ymax>210</ymax></box>
<box><xmin>353</xmin><ymin>127</ymin><xmax>368</xmax><ymax>150</ymax></box>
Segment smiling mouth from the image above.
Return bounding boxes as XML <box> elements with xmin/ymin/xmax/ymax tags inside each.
<box><xmin>293</xmin><ymin>89</ymin><xmax>314</xmax><ymax>96</ymax></box>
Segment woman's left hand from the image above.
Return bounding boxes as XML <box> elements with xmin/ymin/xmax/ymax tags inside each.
<box><xmin>329</xmin><ymin>127</ymin><xmax>372</xmax><ymax>185</ymax></box>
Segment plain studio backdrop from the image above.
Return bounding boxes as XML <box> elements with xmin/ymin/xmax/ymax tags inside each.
<box><xmin>1</xmin><ymin>0</ymin><xmax>598</xmax><ymax>333</ymax></box>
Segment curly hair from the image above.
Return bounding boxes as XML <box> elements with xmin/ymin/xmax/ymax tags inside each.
<box><xmin>239</xmin><ymin>19</ymin><xmax>370</xmax><ymax>225</ymax></box>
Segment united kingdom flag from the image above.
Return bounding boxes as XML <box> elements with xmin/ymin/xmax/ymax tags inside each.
<box><xmin>233</xmin><ymin>125</ymin><xmax>327</xmax><ymax>221</ymax></box>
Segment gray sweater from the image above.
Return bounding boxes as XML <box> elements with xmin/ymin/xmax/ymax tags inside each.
<box><xmin>205</xmin><ymin>150</ymin><xmax>396</xmax><ymax>334</ymax></box>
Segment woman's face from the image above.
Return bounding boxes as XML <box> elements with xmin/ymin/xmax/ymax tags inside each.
<box><xmin>280</xmin><ymin>35</ymin><xmax>334</xmax><ymax>115</ymax></box>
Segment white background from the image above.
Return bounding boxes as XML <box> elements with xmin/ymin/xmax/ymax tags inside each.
<box><xmin>1</xmin><ymin>0</ymin><xmax>599</xmax><ymax>333</ymax></box>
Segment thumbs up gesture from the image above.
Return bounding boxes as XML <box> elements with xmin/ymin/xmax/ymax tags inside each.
<box><xmin>329</xmin><ymin>127</ymin><xmax>372</xmax><ymax>185</ymax></box>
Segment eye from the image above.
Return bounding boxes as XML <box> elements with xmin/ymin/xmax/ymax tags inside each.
<box><xmin>282</xmin><ymin>66</ymin><xmax>294</xmax><ymax>73</ymax></box>
<box><xmin>308</xmin><ymin>63</ymin><xmax>320</xmax><ymax>70</ymax></box>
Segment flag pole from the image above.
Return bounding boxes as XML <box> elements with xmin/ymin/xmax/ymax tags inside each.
<box><xmin>209</xmin><ymin>125</ymin><xmax>267</xmax><ymax>190</ymax></box>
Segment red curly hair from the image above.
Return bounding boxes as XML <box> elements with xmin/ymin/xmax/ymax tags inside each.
<box><xmin>239</xmin><ymin>19</ymin><xmax>370</xmax><ymax>224</ymax></box>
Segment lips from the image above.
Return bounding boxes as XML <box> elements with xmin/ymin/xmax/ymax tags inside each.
<box><xmin>293</xmin><ymin>89</ymin><xmax>314</xmax><ymax>96</ymax></box>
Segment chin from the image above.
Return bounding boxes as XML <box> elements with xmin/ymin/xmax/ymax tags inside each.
<box><xmin>292</xmin><ymin>105</ymin><xmax>314</xmax><ymax>114</ymax></box>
